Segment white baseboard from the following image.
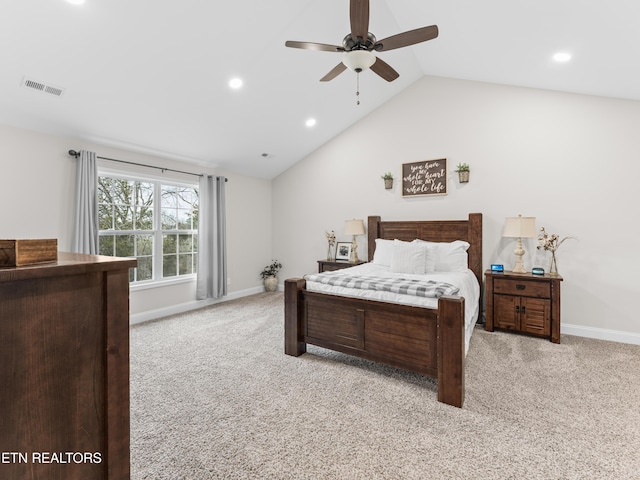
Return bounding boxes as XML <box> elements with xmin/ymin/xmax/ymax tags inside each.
<box><xmin>130</xmin><ymin>285</ymin><xmax>265</xmax><ymax>325</ymax></box>
<box><xmin>562</xmin><ymin>323</ymin><xmax>640</xmax><ymax>346</ymax></box>
<box><xmin>132</xmin><ymin>292</ymin><xmax>640</xmax><ymax>347</ymax></box>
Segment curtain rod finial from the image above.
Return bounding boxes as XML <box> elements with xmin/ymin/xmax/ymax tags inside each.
<box><xmin>68</xmin><ymin>149</ymin><xmax>80</xmax><ymax>158</ymax></box>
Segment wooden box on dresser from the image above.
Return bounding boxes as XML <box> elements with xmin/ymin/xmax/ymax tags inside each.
<box><xmin>485</xmin><ymin>270</ymin><xmax>562</xmax><ymax>343</ymax></box>
<box><xmin>0</xmin><ymin>252</ymin><xmax>136</xmax><ymax>480</ymax></box>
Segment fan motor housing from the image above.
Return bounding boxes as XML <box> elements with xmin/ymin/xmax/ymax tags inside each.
<box><xmin>342</xmin><ymin>33</ymin><xmax>377</xmax><ymax>51</ymax></box>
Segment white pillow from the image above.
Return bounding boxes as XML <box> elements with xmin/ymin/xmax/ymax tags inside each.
<box><xmin>390</xmin><ymin>240</ymin><xmax>436</xmax><ymax>274</ymax></box>
<box><xmin>371</xmin><ymin>238</ymin><xmax>395</xmax><ymax>266</ymax></box>
<box><xmin>413</xmin><ymin>239</ymin><xmax>470</xmax><ymax>272</ymax></box>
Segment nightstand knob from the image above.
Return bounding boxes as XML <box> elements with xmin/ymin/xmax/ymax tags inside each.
<box><xmin>516</xmin><ymin>284</ymin><xmax>526</xmax><ymax>290</ymax></box>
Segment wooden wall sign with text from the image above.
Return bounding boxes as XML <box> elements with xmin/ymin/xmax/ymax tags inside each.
<box><xmin>402</xmin><ymin>159</ymin><xmax>448</xmax><ymax>197</ymax></box>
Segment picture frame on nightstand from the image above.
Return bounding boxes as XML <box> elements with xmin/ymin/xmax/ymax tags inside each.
<box><xmin>335</xmin><ymin>242</ymin><xmax>351</xmax><ymax>261</ymax></box>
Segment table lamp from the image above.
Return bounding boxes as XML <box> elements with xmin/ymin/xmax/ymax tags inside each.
<box><xmin>503</xmin><ymin>214</ymin><xmax>536</xmax><ymax>273</ymax></box>
<box><xmin>344</xmin><ymin>219</ymin><xmax>365</xmax><ymax>263</ymax></box>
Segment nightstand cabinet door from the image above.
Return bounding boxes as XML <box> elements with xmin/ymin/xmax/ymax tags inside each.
<box><xmin>494</xmin><ymin>294</ymin><xmax>520</xmax><ymax>331</ymax></box>
<box><xmin>520</xmin><ymin>297</ymin><xmax>551</xmax><ymax>337</ymax></box>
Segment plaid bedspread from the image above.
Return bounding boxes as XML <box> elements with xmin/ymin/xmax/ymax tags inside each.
<box><xmin>304</xmin><ymin>273</ymin><xmax>460</xmax><ymax>298</ymax></box>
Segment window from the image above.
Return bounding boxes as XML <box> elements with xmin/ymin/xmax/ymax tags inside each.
<box><xmin>98</xmin><ymin>173</ymin><xmax>198</xmax><ymax>284</ymax></box>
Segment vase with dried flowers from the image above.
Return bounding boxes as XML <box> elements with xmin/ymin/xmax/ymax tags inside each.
<box><xmin>537</xmin><ymin>227</ymin><xmax>572</xmax><ymax>276</ymax></box>
<box><xmin>325</xmin><ymin>230</ymin><xmax>336</xmax><ymax>261</ymax></box>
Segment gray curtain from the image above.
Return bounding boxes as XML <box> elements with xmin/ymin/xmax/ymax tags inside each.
<box><xmin>71</xmin><ymin>150</ymin><xmax>99</xmax><ymax>254</ymax></box>
<box><xmin>196</xmin><ymin>175</ymin><xmax>227</xmax><ymax>300</ymax></box>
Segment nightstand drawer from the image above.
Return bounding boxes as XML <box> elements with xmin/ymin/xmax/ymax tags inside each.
<box><xmin>321</xmin><ymin>263</ymin><xmax>348</xmax><ymax>272</ymax></box>
<box><xmin>493</xmin><ymin>278</ymin><xmax>550</xmax><ymax>298</ymax></box>
<box><xmin>318</xmin><ymin>260</ymin><xmax>366</xmax><ymax>273</ymax></box>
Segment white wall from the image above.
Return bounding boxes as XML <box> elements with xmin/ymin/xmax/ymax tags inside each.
<box><xmin>272</xmin><ymin>76</ymin><xmax>640</xmax><ymax>341</ymax></box>
<box><xmin>0</xmin><ymin>124</ymin><xmax>272</xmax><ymax>319</ymax></box>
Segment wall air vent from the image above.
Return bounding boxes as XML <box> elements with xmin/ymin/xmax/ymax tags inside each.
<box><xmin>21</xmin><ymin>76</ymin><xmax>65</xmax><ymax>97</ymax></box>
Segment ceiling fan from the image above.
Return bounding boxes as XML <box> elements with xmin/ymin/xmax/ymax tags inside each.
<box><xmin>285</xmin><ymin>0</ymin><xmax>439</xmax><ymax>83</ymax></box>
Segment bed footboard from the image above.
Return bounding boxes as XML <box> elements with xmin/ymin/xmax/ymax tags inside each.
<box><xmin>437</xmin><ymin>296</ymin><xmax>465</xmax><ymax>407</ymax></box>
<box><xmin>284</xmin><ymin>278</ymin><xmax>465</xmax><ymax>407</ymax></box>
<box><xmin>284</xmin><ymin>278</ymin><xmax>307</xmax><ymax>357</ymax></box>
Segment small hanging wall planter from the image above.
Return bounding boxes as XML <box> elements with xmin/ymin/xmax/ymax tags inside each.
<box><xmin>381</xmin><ymin>172</ymin><xmax>394</xmax><ymax>189</ymax></box>
<box><xmin>455</xmin><ymin>163</ymin><xmax>470</xmax><ymax>183</ymax></box>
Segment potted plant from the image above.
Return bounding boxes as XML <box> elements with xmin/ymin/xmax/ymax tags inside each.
<box><xmin>260</xmin><ymin>260</ymin><xmax>282</xmax><ymax>292</ymax></box>
<box><xmin>455</xmin><ymin>163</ymin><xmax>470</xmax><ymax>183</ymax></box>
<box><xmin>381</xmin><ymin>172</ymin><xmax>394</xmax><ymax>189</ymax></box>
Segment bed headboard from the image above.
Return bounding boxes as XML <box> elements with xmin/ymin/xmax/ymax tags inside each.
<box><xmin>367</xmin><ymin>213</ymin><xmax>483</xmax><ymax>291</ymax></box>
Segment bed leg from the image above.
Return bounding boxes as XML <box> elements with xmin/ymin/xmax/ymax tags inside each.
<box><xmin>437</xmin><ymin>296</ymin><xmax>465</xmax><ymax>408</ymax></box>
<box><xmin>284</xmin><ymin>278</ymin><xmax>307</xmax><ymax>357</ymax></box>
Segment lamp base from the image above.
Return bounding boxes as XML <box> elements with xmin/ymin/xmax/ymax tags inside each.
<box><xmin>512</xmin><ymin>262</ymin><xmax>527</xmax><ymax>274</ymax></box>
<box><xmin>349</xmin><ymin>236</ymin><xmax>359</xmax><ymax>263</ymax></box>
<box><xmin>512</xmin><ymin>238</ymin><xmax>527</xmax><ymax>273</ymax></box>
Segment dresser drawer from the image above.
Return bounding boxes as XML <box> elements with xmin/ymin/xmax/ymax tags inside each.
<box><xmin>494</xmin><ymin>278</ymin><xmax>550</xmax><ymax>298</ymax></box>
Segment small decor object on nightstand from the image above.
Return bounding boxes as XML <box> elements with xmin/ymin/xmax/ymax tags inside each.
<box><xmin>260</xmin><ymin>260</ymin><xmax>282</xmax><ymax>292</ymax></box>
<box><xmin>325</xmin><ymin>230</ymin><xmax>336</xmax><ymax>261</ymax></box>
<box><xmin>381</xmin><ymin>172</ymin><xmax>394</xmax><ymax>189</ymax></box>
<box><xmin>335</xmin><ymin>242</ymin><xmax>352</xmax><ymax>262</ymax></box>
<box><xmin>502</xmin><ymin>214</ymin><xmax>537</xmax><ymax>273</ymax></box>
<box><xmin>537</xmin><ymin>227</ymin><xmax>573</xmax><ymax>276</ymax></box>
<box><xmin>455</xmin><ymin>163</ymin><xmax>470</xmax><ymax>183</ymax></box>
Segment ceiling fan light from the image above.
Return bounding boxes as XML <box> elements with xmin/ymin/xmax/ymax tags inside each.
<box><xmin>342</xmin><ymin>51</ymin><xmax>376</xmax><ymax>72</ymax></box>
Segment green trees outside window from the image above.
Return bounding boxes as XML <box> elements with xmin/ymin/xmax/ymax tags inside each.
<box><xmin>98</xmin><ymin>175</ymin><xmax>198</xmax><ymax>283</ymax></box>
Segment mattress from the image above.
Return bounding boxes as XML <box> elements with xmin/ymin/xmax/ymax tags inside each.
<box><xmin>305</xmin><ymin>263</ymin><xmax>480</xmax><ymax>355</ymax></box>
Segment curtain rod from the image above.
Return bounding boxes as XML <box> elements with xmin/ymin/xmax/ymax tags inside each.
<box><xmin>67</xmin><ymin>150</ymin><xmax>227</xmax><ymax>182</ymax></box>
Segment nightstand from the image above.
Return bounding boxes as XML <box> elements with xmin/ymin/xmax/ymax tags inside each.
<box><xmin>485</xmin><ymin>270</ymin><xmax>562</xmax><ymax>343</ymax></box>
<box><xmin>317</xmin><ymin>260</ymin><xmax>366</xmax><ymax>273</ymax></box>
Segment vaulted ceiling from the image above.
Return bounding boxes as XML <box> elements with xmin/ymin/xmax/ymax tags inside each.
<box><xmin>2</xmin><ymin>1</ymin><xmax>639</xmax><ymax>179</ymax></box>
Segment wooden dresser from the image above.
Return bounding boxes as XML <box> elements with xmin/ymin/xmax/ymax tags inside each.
<box><xmin>0</xmin><ymin>252</ymin><xmax>136</xmax><ymax>480</ymax></box>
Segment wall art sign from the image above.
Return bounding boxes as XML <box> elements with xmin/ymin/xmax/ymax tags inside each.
<box><xmin>402</xmin><ymin>158</ymin><xmax>448</xmax><ymax>197</ymax></box>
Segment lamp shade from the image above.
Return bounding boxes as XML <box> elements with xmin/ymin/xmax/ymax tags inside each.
<box><xmin>344</xmin><ymin>219</ymin><xmax>366</xmax><ymax>236</ymax></box>
<box><xmin>503</xmin><ymin>215</ymin><xmax>536</xmax><ymax>238</ymax></box>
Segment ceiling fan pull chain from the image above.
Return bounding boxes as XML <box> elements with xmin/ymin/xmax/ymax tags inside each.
<box><xmin>356</xmin><ymin>70</ymin><xmax>361</xmax><ymax>106</ymax></box>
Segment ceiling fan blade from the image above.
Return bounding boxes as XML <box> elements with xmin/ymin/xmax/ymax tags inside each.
<box><xmin>370</xmin><ymin>57</ymin><xmax>399</xmax><ymax>82</ymax></box>
<box><xmin>320</xmin><ymin>63</ymin><xmax>347</xmax><ymax>82</ymax></box>
<box><xmin>375</xmin><ymin>25</ymin><xmax>439</xmax><ymax>52</ymax></box>
<box><xmin>285</xmin><ymin>40</ymin><xmax>344</xmax><ymax>52</ymax></box>
<box><xmin>350</xmin><ymin>0</ymin><xmax>370</xmax><ymax>40</ymax></box>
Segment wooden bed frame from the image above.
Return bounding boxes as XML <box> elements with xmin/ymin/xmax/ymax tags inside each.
<box><xmin>284</xmin><ymin>213</ymin><xmax>482</xmax><ymax>408</ymax></box>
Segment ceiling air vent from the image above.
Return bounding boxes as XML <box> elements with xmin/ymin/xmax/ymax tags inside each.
<box><xmin>21</xmin><ymin>77</ymin><xmax>65</xmax><ymax>97</ymax></box>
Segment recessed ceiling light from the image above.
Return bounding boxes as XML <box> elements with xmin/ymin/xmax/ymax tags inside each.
<box><xmin>553</xmin><ymin>52</ymin><xmax>572</xmax><ymax>62</ymax></box>
<box><xmin>229</xmin><ymin>78</ymin><xmax>243</xmax><ymax>89</ymax></box>
<box><xmin>305</xmin><ymin>118</ymin><xmax>317</xmax><ymax>128</ymax></box>
<box><xmin>66</xmin><ymin>0</ymin><xmax>86</xmax><ymax>5</ymax></box>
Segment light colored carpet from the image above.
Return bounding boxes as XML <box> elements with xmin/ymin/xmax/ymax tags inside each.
<box><xmin>130</xmin><ymin>292</ymin><xmax>640</xmax><ymax>479</ymax></box>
